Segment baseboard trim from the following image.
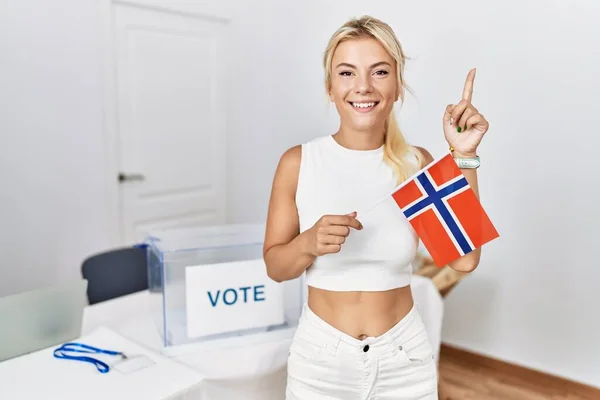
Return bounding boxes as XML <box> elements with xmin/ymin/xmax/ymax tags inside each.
<box><xmin>439</xmin><ymin>343</ymin><xmax>600</xmax><ymax>398</ymax></box>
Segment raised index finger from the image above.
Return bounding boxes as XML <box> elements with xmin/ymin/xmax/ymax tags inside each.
<box><xmin>462</xmin><ymin>68</ymin><xmax>476</xmax><ymax>102</ymax></box>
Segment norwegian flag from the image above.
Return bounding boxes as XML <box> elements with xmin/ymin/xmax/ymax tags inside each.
<box><xmin>390</xmin><ymin>152</ymin><xmax>499</xmax><ymax>267</ymax></box>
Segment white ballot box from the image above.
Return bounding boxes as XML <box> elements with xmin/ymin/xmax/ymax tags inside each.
<box><xmin>145</xmin><ymin>224</ymin><xmax>304</xmax><ymax>351</ymax></box>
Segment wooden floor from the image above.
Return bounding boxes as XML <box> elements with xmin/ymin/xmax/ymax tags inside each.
<box><xmin>437</xmin><ymin>344</ymin><xmax>600</xmax><ymax>400</ymax></box>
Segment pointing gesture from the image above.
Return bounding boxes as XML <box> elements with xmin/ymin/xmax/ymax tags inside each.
<box><xmin>443</xmin><ymin>68</ymin><xmax>489</xmax><ymax>157</ymax></box>
<box><xmin>462</xmin><ymin>68</ymin><xmax>474</xmax><ymax>103</ymax></box>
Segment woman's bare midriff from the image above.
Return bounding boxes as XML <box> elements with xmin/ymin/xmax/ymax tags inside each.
<box><xmin>307</xmin><ymin>285</ymin><xmax>414</xmax><ymax>340</ymax></box>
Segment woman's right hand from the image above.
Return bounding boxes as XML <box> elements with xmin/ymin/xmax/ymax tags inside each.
<box><xmin>303</xmin><ymin>212</ymin><xmax>363</xmax><ymax>257</ymax></box>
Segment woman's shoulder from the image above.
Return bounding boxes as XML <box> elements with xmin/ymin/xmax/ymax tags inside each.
<box><xmin>277</xmin><ymin>145</ymin><xmax>302</xmax><ymax>175</ymax></box>
<box><xmin>273</xmin><ymin>136</ymin><xmax>328</xmax><ymax>197</ymax></box>
<box><xmin>277</xmin><ymin>135</ymin><xmax>330</xmax><ymax>165</ymax></box>
<box><xmin>410</xmin><ymin>145</ymin><xmax>435</xmax><ymax>169</ymax></box>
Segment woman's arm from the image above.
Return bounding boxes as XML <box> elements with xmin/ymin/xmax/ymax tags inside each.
<box><xmin>437</xmin><ymin>67</ymin><xmax>489</xmax><ymax>273</ymax></box>
<box><xmin>448</xmin><ymin>150</ymin><xmax>481</xmax><ymax>272</ymax></box>
<box><xmin>263</xmin><ymin>146</ymin><xmax>315</xmax><ymax>282</ymax></box>
<box><xmin>416</xmin><ymin>146</ymin><xmax>480</xmax><ymax>273</ymax></box>
<box><xmin>263</xmin><ymin>145</ymin><xmax>362</xmax><ymax>282</ymax></box>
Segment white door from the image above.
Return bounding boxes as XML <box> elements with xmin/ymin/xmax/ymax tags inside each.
<box><xmin>112</xmin><ymin>2</ymin><xmax>229</xmax><ymax>244</ymax></box>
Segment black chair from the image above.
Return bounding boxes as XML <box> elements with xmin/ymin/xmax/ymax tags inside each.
<box><xmin>81</xmin><ymin>246</ymin><xmax>148</xmax><ymax>305</ymax></box>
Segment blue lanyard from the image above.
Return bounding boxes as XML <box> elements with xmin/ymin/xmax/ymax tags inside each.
<box><xmin>53</xmin><ymin>342</ymin><xmax>126</xmax><ymax>373</ymax></box>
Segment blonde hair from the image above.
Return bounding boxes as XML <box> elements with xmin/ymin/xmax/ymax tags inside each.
<box><xmin>323</xmin><ymin>15</ymin><xmax>424</xmax><ymax>183</ymax></box>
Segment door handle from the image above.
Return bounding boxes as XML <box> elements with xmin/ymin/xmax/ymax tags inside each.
<box><xmin>118</xmin><ymin>172</ymin><xmax>145</xmax><ymax>182</ymax></box>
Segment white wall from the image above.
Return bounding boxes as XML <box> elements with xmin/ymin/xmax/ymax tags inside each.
<box><xmin>1</xmin><ymin>0</ymin><xmax>599</xmax><ymax>390</ymax></box>
<box><xmin>0</xmin><ymin>0</ymin><xmax>113</xmax><ymax>296</ymax></box>
<box><xmin>0</xmin><ymin>0</ymin><xmax>271</xmax><ymax>297</ymax></box>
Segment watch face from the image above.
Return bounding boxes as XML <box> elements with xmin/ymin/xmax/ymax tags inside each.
<box><xmin>456</xmin><ymin>157</ymin><xmax>480</xmax><ymax>168</ymax></box>
<box><xmin>469</xmin><ymin>159</ymin><xmax>480</xmax><ymax>168</ymax></box>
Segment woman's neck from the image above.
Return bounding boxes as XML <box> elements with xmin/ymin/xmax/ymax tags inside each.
<box><xmin>333</xmin><ymin>125</ymin><xmax>385</xmax><ymax>151</ymax></box>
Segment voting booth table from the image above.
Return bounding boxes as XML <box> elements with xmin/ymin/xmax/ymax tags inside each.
<box><xmin>0</xmin><ymin>326</ymin><xmax>206</xmax><ymax>399</ymax></box>
<box><xmin>0</xmin><ymin>224</ymin><xmax>444</xmax><ymax>399</ymax></box>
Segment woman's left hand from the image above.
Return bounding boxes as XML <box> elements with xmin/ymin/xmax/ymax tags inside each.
<box><xmin>443</xmin><ymin>68</ymin><xmax>489</xmax><ymax>157</ymax></box>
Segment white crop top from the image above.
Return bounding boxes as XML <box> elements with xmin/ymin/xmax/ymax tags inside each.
<box><xmin>295</xmin><ymin>135</ymin><xmax>420</xmax><ymax>291</ymax></box>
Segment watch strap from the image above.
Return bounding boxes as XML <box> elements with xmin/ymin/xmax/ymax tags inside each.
<box><xmin>454</xmin><ymin>156</ymin><xmax>480</xmax><ymax>169</ymax></box>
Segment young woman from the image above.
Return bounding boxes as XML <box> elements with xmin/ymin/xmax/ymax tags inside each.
<box><xmin>263</xmin><ymin>15</ymin><xmax>489</xmax><ymax>400</ymax></box>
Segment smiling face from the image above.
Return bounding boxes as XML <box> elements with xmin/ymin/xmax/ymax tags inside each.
<box><xmin>328</xmin><ymin>37</ymin><xmax>399</xmax><ymax>134</ymax></box>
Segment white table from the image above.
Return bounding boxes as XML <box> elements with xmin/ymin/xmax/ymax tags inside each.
<box><xmin>0</xmin><ymin>326</ymin><xmax>205</xmax><ymax>400</ymax></box>
<box><xmin>80</xmin><ymin>292</ymin><xmax>291</xmax><ymax>400</ymax></box>
<box><xmin>80</xmin><ymin>275</ymin><xmax>444</xmax><ymax>400</ymax></box>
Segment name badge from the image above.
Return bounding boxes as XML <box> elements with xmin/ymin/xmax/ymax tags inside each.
<box><xmin>185</xmin><ymin>258</ymin><xmax>285</xmax><ymax>338</ymax></box>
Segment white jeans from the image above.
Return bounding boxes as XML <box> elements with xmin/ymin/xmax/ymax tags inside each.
<box><xmin>286</xmin><ymin>303</ymin><xmax>438</xmax><ymax>400</ymax></box>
